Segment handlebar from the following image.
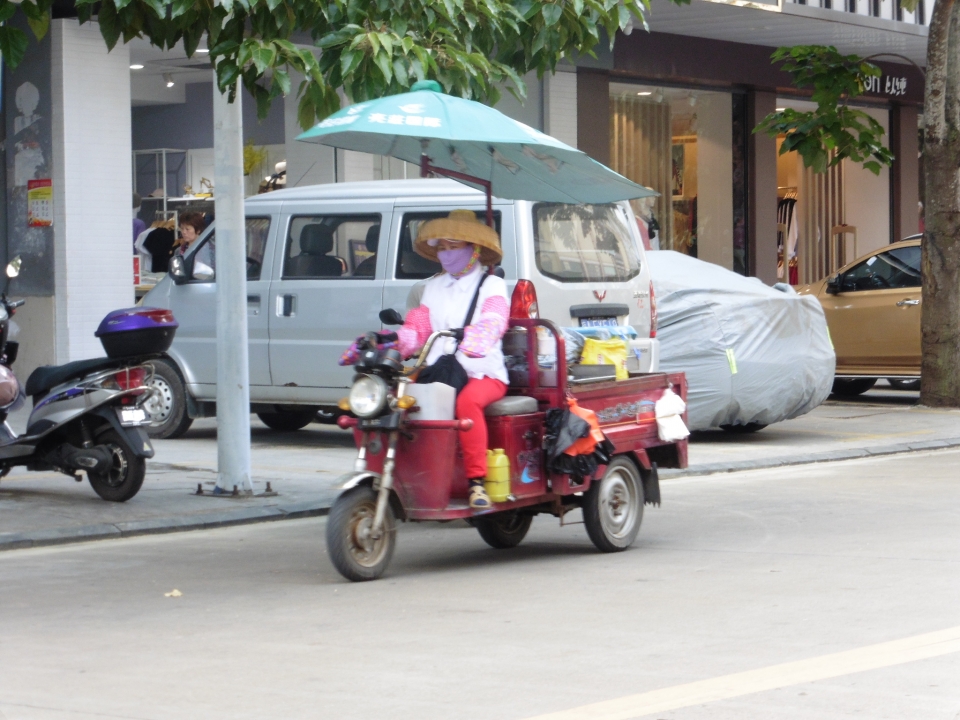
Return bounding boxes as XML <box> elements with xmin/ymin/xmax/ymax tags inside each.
<box><xmin>412</xmin><ymin>330</ymin><xmax>458</xmax><ymax>370</ymax></box>
<box><xmin>8</xmin><ymin>299</ymin><xmax>24</xmax><ymax>309</ymax></box>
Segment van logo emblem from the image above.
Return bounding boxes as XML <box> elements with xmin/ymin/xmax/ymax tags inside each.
<box><xmin>593</xmin><ymin>290</ymin><xmax>607</xmax><ymax>302</ymax></box>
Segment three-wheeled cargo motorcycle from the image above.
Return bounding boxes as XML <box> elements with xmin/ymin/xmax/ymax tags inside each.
<box><xmin>326</xmin><ymin>306</ymin><xmax>688</xmax><ymax>581</ymax></box>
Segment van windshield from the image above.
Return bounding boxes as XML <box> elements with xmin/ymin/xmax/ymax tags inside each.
<box><xmin>533</xmin><ymin>203</ymin><xmax>640</xmax><ymax>283</ymax></box>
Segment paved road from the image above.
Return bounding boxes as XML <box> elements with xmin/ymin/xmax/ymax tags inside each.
<box><xmin>2</xmin><ymin>449</ymin><xmax>959</xmax><ymax>720</ymax></box>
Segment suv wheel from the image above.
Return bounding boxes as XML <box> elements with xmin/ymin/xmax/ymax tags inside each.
<box><xmin>144</xmin><ymin>359</ymin><xmax>194</xmax><ymax>439</ymax></box>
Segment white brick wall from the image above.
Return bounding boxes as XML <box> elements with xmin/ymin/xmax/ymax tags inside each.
<box><xmin>51</xmin><ymin>20</ymin><xmax>134</xmax><ymax>362</ymax></box>
<box><xmin>545</xmin><ymin>70</ymin><xmax>578</xmax><ymax>149</ymax></box>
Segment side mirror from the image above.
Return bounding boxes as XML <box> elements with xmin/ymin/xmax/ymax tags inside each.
<box><xmin>379</xmin><ymin>308</ymin><xmax>404</xmax><ymax>326</ymax></box>
<box><xmin>6</xmin><ymin>255</ymin><xmax>21</xmax><ymax>278</ymax></box>
<box><xmin>826</xmin><ymin>275</ymin><xmax>840</xmax><ymax>295</ymax></box>
<box><xmin>192</xmin><ymin>261</ymin><xmax>215</xmax><ymax>282</ymax></box>
<box><xmin>169</xmin><ymin>255</ymin><xmax>187</xmax><ymax>285</ymax></box>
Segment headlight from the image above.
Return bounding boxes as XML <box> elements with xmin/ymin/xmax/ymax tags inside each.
<box><xmin>348</xmin><ymin>375</ymin><xmax>388</xmax><ymax>418</ymax></box>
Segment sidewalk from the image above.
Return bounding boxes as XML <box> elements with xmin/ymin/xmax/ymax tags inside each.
<box><xmin>2</xmin><ymin>384</ymin><xmax>958</xmax><ymax>550</ymax></box>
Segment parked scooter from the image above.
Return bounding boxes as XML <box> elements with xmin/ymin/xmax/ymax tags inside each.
<box><xmin>0</xmin><ymin>257</ymin><xmax>178</xmax><ymax>501</ymax></box>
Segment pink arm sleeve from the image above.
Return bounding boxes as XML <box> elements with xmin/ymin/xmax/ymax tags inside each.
<box><xmin>397</xmin><ymin>305</ymin><xmax>433</xmax><ymax>358</ymax></box>
<box><xmin>460</xmin><ymin>296</ymin><xmax>509</xmax><ymax>358</ymax></box>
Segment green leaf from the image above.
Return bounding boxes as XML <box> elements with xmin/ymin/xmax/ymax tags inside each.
<box><xmin>249</xmin><ymin>43</ymin><xmax>277</xmax><ymax>74</ymax></box>
<box><xmin>216</xmin><ymin>60</ymin><xmax>240</xmax><ymax>92</ymax></box>
<box><xmin>0</xmin><ymin>24</ymin><xmax>28</xmax><ymax>67</ymax></box>
<box><xmin>542</xmin><ymin>4</ymin><xmax>562</xmax><ymax>26</ymax></box>
<box><xmin>341</xmin><ymin>48</ymin><xmax>362</xmax><ymax>78</ymax></box>
<box><xmin>273</xmin><ymin>67</ymin><xmax>291</xmax><ymax>95</ymax></box>
<box><xmin>96</xmin><ymin>0</ymin><xmax>122</xmax><ymax>51</ymax></box>
<box><xmin>0</xmin><ymin>2</ymin><xmax>17</xmax><ymax>24</ymax></box>
<box><xmin>374</xmin><ymin>48</ymin><xmax>393</xmax><ymax>83</ymax></box>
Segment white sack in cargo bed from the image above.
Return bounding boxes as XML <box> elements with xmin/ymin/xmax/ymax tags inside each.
<box><xmin>647</xmin><ymin>251</ymin><xmax>835</xmax><ymax>431</ymax></box>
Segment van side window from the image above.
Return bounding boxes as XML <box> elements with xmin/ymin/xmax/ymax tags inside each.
<box><xmin>396</xmin><ymin>211</ymin><xmax>502</xmax><ymax>280</ymax></box>
<box><xmin>187</xmin><ymin>216</ymin><xmax>272</xmax><ymax>282</ymax></box>
<box><xmin>284</xmin><ymin>215</ymin><xmax>382</xmax><ymax>279</ymax></box>
<box><xmin>533</xmin><ymin>203</ymin><xmax>641</xmax><ymax>283</ymax></box>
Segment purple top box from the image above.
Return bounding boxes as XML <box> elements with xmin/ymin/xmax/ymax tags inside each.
<box><xmin>95</xmin><ymin>307</ymin><xmax>179</xmax><ymax>337</ymax></box>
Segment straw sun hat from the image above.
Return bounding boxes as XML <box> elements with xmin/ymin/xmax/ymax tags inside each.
<box><xmin>414</xmin><ymin>209</ymin><xmax>502</xmax><ymax>265</ymax></box>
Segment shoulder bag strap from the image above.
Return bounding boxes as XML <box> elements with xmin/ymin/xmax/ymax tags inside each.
<box><xmin>455</xmin><ymin>274</ymin><xmax>487</xmax><ymax>349</ymax></box>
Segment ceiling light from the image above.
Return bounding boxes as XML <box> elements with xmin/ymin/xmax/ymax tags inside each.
<box><xmin>163</xmin><ymin>73</ymin><xmax>175</xmax><ymax>88</ymax></box>
<box><xmin>196</xmin><ymin>48</ymin><xmax>209</xmax><ymax>53</ymax></box>
<box><xmin>654</xmin><ymin>89</ymin><xmax>663</xmax><ymax>103</ymax></box>
<box><xmin>637</xmin><ymin>91</ymin><xmax>652</xmax><ymax>96</ymax></box>
<box><xmin>776</xmin><ymin>107</ymin><xmax>786</xmax><ymax>111</ymax></box>
<box><xmin>130</xmin><ymin>64</ymin><xmax>144</xmax><ymax>70</ymax></box>
<box><xmin>689</xmin><ymin>95</ymin><xmax>697</xmax><ymax>107</ymax></box>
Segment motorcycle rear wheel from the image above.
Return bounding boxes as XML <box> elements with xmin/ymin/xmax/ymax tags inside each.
<box><xmin>583</xmin><ymin>457</ymin><xmax>644</xmax><ymax>553</ymax></box>
<box><xmin>87</xmin><ymin>430</ymin><xmax>146</xmax><ymax>502</ymax></box>
<box><xmin>326</xmin><ymin>486</ymin><xmax>396</xmax><ymax>581</ymax></box>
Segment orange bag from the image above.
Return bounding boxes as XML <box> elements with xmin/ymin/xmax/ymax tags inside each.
<box><xmin>563</xmin><ymin>397</ymin><xmax>605</xmax><ymax>457</ymax></box>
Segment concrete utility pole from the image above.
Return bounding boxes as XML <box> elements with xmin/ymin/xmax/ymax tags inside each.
<box><xmin>213</xmin><ymin>79</ymin><xmax>253</xmax><ymax>494</ymax></box>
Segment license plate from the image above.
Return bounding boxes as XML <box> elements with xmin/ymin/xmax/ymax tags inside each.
<box><xmin>119</xmin><ymin>408</ymin><xmax>147</xmax><ymax>425</ymax></box>
<box><xmin>579</xmin><ymin>317</ymin><xmax>618</xmax><ymax>327</ymax></box>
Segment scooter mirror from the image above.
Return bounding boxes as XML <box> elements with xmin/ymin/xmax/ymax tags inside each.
<box><xmin>6</xmin><ymin>255</ymin><xmax>21</xmax><ymax>278</ymax></box>
<box><xmin>379</xmin><ymin>308</ymin><xmax>404</xmax><ymax>326</ymax></box>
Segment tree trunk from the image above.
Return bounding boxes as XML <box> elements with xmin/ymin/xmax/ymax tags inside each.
<box><xmin>213</xmin><ymin>80</ymin><xmax>254</xmax><ymax>493</ymax></box>
<box><xmin>920</xmin><ymin>0</ymin><xmax>960</xmax><ymax>406</ymax></box>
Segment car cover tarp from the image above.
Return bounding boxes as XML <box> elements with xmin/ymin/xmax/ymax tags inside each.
<box><xmin>648</xmin><ymin>251</ymin><xmax>835</xmax><ymax>430</ymax></box>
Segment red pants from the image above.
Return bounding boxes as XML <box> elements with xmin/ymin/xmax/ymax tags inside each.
<box><xmin>456</xmin><ymin>377</ymin><xmax>507</xmax><ymax>479</ymax></box>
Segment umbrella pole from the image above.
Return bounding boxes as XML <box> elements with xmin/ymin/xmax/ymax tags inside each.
<box><xmin>420</xmin><ymin>154</ymin><xmax>495</xmax><ymax>228</ymax></box>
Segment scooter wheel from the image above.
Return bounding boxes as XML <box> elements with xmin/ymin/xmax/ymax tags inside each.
<box><xmin>582</xmin><ymin>457</ymin><xmax>644</xmax><ymax>553</ymax></box>
<box><xmin>326</xmin><ymin>486</ymin><xmax>396</xmax><ymax>581</ymax></box>
<box><xmin>87</xmin><ymin>430</ymin><xmax>146</xmax><ymax>502</ymax></box>
<box><xmin>474</xmin><ymin>512</ymin><xmax>533</xmax><ymax>549</ymax></box>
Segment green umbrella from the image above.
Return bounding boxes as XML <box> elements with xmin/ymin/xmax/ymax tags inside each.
<box><xmin>297</xmin><ymin>80</ymin><xmax>656</xmax><ymax>210</ymax></box>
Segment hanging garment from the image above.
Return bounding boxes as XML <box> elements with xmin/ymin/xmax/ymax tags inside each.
<box><xmin>777</xmin><ymin>198</ymin><xmax>799</xmax><ymax>260</ymax></box>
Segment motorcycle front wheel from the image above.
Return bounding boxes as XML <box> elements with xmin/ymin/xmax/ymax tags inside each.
<box><xmin>87</xmin><ymin>430</ymin><xmax>146</xmax><ymax>502</ymax></box>
<box><xmin>326</xmin><ymin>486</ymin><xmax>396</xmax><ymax>581</ymax></box>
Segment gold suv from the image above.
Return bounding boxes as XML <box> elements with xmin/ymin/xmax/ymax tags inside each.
<box><xmin>798</xmin><ymin>237</ymin><xmax>921</xmax><ymax>396</ymax></box>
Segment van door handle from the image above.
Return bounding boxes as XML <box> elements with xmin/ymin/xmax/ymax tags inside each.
<box><xmin>277</xmin><ymin>294</ymin><xmax>297</xmax><ymax>317</ymax></box>
<box><xmin>896</xmin><ymin>299</ymin><xmax>920</xmax><ymax>306</ymax></box>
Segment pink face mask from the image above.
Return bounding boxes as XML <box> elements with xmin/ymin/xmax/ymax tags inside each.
<box><xmin>437</xmin><ymin>245</ymin><xmax>476</xmax><ymax>275</ymax></box>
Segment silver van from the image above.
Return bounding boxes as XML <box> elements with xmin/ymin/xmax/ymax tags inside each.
<box><xmin>141</xmin><ymin>178</ymin><xmax>659</xmax><ymax>437</ymax></box>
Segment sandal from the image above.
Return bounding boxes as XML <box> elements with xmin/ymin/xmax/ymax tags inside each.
<box><xmin>469</xmin><ymin>484</ymin><xmax>492</xmax><ymax>509</ymax></box>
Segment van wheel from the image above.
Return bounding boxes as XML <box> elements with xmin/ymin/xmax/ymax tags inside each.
<box><xmin>887</xmin><ymin>378</ymin><xmax>920</xmax><ymax>391</ymax></box>
<box><xmin>257</xmin><ymin>407</ymin><xmax>317</xmax><ymax>431</ymax></box>
<box><xmin>144</xmin><ymin>359</ymin><xmax>193</xmax><ymax>439</ymax></box>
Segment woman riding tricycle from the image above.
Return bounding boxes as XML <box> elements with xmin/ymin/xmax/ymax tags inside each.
<box><xmin>327</xmin><ymin>210</ymin><xmax>688</xmax><ymax>582</ymax></box>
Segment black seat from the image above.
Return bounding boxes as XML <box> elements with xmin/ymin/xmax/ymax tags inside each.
<box><xmin>286</xmin><ymin>225</ymin><xmax>343</xmax><ymax>277</ymax></box>
<box><xmin>26</xmin><ymin>357</ymin><xmax>125</xmax><ymax>398</ymax></box>
<box><xmin>354</xmin><ymin>224</ymin><xmax>380</xmax><ymax>277</ymax></box>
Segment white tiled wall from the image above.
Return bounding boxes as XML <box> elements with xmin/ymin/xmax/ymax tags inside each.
<box><xmin>51</xmin><ymin>20</ymin><xmax>134</xmax><ymax>362</ymax></box>
<box><xmin>545</xmin><ymin>70</ymin><xmax>578</xmax><ymax>149</ymax></box>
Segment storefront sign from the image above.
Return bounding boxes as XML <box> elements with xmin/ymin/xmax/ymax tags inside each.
<box><xmin>27</xmin><ymin>178</ymin><xmax>53</xmax><ymax>227</ymax></box>
<box><xmin>863</xmin><ymin>75</ymin><xmax>908</xmax><ymax>97</ymax></box>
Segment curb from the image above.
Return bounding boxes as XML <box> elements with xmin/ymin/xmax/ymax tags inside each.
<box><xmin>0</xmin><ymin>501</ymin><xmax>332</xmax><ymax>552</ymax></box>
<box><xmin>660</xmin><ymin>436</ymin><xmax>960</xmax><ymax>478</ymax></box>
<box><xmin>5</xmin><ymin>438</ymin><xmax>960</xmax><ymax>552</ymax></box>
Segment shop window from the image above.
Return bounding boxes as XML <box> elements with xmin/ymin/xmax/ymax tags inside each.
<box><xmin>283</xmin><ymin>215</ymin><xmax>381</xmax><ymax>279</ymax></box>
<box><xmin>610</xmin><ymin>85</ymin><xmax>734</xmax><ymax>271</ymax></box>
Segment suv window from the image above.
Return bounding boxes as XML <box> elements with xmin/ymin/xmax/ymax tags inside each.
<box><xmin>187</xmin><ymin>216</ymin><xmax>271</xmax><ymax>281</ymax></box>
<box><xmin>533</xmin><ymin>203</ymin><xmax>640</xmax><ymax>282</ymax></box>
<box><xmin>840</xmin><ymin>246</ymin><xmax>921</xmax><ymax>291</ymax></box>
<box><xmin>396</xmin><ymin>211</ymin><xmax>502</xmax><ymax>280</ymax></box>
<box><xmin>283</xmin><ymin>215</ymin><xmax>381</xmax><ymax>279</ymax></box>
